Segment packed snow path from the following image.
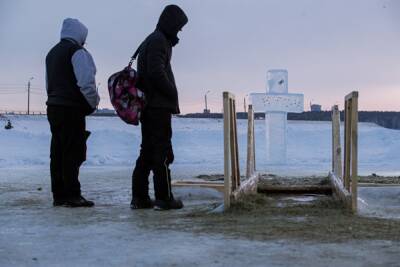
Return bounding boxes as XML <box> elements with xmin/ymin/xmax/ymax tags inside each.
<box><xmin>1</xmin><ymin>168</ymin><xmax>399</xmax><ymax>266</ymax></box>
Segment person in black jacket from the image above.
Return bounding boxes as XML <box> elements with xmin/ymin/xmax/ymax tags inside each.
<box><xmin>46</xmin><ymin>18</ymin><xmax>100</xmax><ymax>207</ymax></box>
<box><xmin>131</xmin><ymin>5</ymin><xmax>188</xmax><ymax>210</ymax></box>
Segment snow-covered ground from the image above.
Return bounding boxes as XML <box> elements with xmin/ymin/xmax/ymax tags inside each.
<box><xmin>1</xmin><ymin>116</ymin><xmax>400</xmax><ymax>176</ymax></box>
<box><xmin>0</xmin><ymin>167</ymin><xmax>399</xmax><ymax>267</ymax></box>
<box><xmin>1</xmin><ymin>116</ymin><xmax>400</xmax><ymax>266</ymax></box>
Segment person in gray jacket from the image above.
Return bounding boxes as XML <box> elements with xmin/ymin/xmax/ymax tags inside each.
<box><xmin>46</xmin><ymin>18</ymin><xmax>99</xmax><ymax>207</ymax></box>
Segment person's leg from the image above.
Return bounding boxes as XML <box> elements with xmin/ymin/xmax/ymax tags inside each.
<box><xmin>131</xmin><ymin>152</ymin><xmax>153</xmax><ymax>208</ymax></box>
<box><xmin>60</xmin><ymin>111</ymin><xmax>83</xmax><ymax>197</ymax></box>
<box><xmin>152</xmin><ymin>147</ymin><xmax>174</xmax><ymax>201</ymax></box>
<box><xmin>60</xmin><ymin>109</ymin><xmax>93</xmax><ymax>207</ymax></box>
<box><xmin>47</xmin><ymin>106</ymin><xmax>66</xmax><ymax>205</ymax></box>
<box><xmin>131</xmin><ymin>110</ymin><xmax>153</xmax><ymax>208</ymax></box>
<box><xmin>148</xmin><ymin>109</ymin><xmax>183</xmax><ymax>209</ymax></box>
<box><xmin>132</xmin><ymin>153</ymin><xmax>151</xmax><ymax>198</ymax></box>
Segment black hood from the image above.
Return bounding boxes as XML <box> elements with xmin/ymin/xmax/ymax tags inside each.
<box><xmin>156</xmin><ymin>5</ymin><xmax>188</xmax><ymax>46</ymax></box>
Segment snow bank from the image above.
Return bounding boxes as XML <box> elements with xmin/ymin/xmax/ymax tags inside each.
<box><xmin>1</xmin><ymin>116</ymin><xmax>400</xmax><ymax>176</ymax></box>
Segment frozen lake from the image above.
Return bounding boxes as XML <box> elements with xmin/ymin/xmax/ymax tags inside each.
<box><xmin>1</xmin><ymin>116</ymin><xmax>400</xmax><ymax>176</ymax></box>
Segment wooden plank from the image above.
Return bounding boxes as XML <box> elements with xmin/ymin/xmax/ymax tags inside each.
<box><xmin>331</xmin><ymin>106</ymin><xmax>334</xmax><ymax>172</ymax></box>
<box><xmin>229</xmin><ymin>98</ymin><xmax>239</xmax><ymax>191</ymax></box>
<box><xmin>252</xmin><ymin>111</ymin><xmax>256</xmax><ymax>172</ymax></box>
<box><xmin>331</xmin><ymin>105</ymin><xmax>342</xmax><ymax>179</ymax></box>
<box><xmin>351</xmin><ymin>94</ymin><xmax>358</xmax><ymax>212</ymax></box>
<box><xmin>223</xmin><ymin>92</ymin><xmax>231</xmax><ymax>208</ymax></box>
<box><xmin>232</xmin><ymin>99</ymin><xmax>240</xmax><ymax>188</ymax></box>
<box><xmin>223</xmin><ymin>92</ymin><xmax>260</xmax><ymax>209</ymax></box>
<box><xmin>173</xmin><ymin>180</ymin><xmax>223</xmax><ymax>185</ymax></box>
<box><xmin>343</xmin><ymin>100</ymin><xmax>351</xmax><ymax>190</ymax></box>
<box><xmin>229</xmin><ymin>99</ymin><xmax>234</xmax><ymax>191</ymax></box>
<box><xmin>172</xmin><ymin>180</ymin><xmax>224</xmax><ymax>193</ymax></box>
<box><xmin>329</xmin><ymin>172</ymin><xmax>352</xmax><ymax>209</ymax></box>
<box><xmin>246</xmin><ymin>105</ymin><xmax>255</xmax><ymax>179</ymax></box>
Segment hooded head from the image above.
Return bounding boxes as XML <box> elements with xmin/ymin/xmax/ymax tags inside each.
<box><xmin>156</xmin><ymin>5</ymin><xmax>188</xmax><ymax>46</ymax></box>
<box><xmin>60</xmin><ymin>18</ymin><xmax>88</xmax><ymax>46</ymax></box>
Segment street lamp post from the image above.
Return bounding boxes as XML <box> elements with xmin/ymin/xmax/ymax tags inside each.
<box><xmin>27</xmin><ymin>77</ymin><xmax>34</xmax><ymax>115</ymax></box>
<box><xmin>204</xmin><ymin>90</ymin><xmax>211</xmax><ymax>113</ymax></box>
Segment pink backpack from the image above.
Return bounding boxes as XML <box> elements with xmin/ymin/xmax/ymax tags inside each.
<box><xmin>108</xmin><ymin>46</ymin><xmax>145</xmax><ymax>125</ymax></box>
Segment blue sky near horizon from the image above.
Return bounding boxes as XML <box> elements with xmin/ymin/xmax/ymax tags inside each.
<box><xmin>0</xmin><ymin>0</ymin><xmax>399</xmax><ymax>113</ymax></box>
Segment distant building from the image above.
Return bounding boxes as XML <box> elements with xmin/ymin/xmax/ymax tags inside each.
<box><xmin>310</xmin><ymin>104</ymin><xmax>322</xmax><ymax>112</ymax></box>
<box><xmin>94</xmin><ymin>108</ymin><xmax>116</xmax><ymax>116</ymax></box>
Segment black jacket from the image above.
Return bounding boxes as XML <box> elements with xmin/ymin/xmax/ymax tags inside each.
<box><xmin>136</xmin><ymin>5</ymin><xmax>188</xmax><ymax>114</ymax></box>
<box><xmin>46</xmin><ymin>39</ymin><xmax>93</xmax><ymax>115</ymax></box>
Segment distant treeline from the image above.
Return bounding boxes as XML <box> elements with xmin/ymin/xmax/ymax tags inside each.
<box><xmin>178</xmin><ymin>111</ymin><xmax>400</xmax><ymax>130</ymax></box>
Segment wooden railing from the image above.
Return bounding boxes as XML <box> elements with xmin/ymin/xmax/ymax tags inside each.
<box><xmin>331</xmin><ymin>105</ymin><xmax>342</xmax><ymax>178</ymax></box>
<box><xmin>223</xmin><ymin>92</ymin><xmax>240</xmax><ymax>208</ymax></box>
<box><xmin>246</xmin><ymin>104</ymin><xmax>256</xmax><ymax>179</ymax></box>
<box><xmin>344</xmin><ymin>91</ymin><xmax>359</xmax><ymax>211</ymax></box>
<box><xmin>223</xmin><ymin>93</ymin><xmax>259</xmax><ymax>209</ymax></box>
<box><xmin>173</xmin><ymin>95</ymin><xmax>258</xmax><ymax>207</ymax></box>
<box><xmin>330</xmin><ymin>91</ymin><xmax>358</xmax><ymax>212</ymax></box>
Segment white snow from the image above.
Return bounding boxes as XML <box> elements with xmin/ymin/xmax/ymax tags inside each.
<box><xmin>1</xmin><ymin>116</ymin><xmax>400</xmax><ymax>176</ymax></box>
<box><xmin>358</xmin><ymin>186</ymin><xmax>400</xmax><ymax>219</ymax></box>
<box><xmin>1</xmin><ymin>116</ymin><xmax>400</xmax><ymax>266</ymax></box>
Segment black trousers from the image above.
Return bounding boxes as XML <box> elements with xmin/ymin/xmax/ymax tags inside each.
<box><xmin>132</xmin><ymin>108</ymin><xmax>174</xmax><ymax>201</ymax></box>
<box><xmin>47</xmin><ymin>106</ymin><xmax>89</xmax><ymax>199</ymax></box>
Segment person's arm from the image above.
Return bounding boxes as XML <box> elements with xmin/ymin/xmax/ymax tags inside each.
<box><xmin>71</xmin><ymin>49</ymin><xmax>100</xmax><ymax>109</ymax></box>
<box><xmin>146</xmin><ymin>37</ymin><xmax>177</xmax><ymax>99</ymax></box>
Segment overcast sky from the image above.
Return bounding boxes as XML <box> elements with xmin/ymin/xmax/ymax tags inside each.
<box><xmin>0</xmin><ymin>0</ymin><xmax>399</xmax><ymax>113</ymax></box>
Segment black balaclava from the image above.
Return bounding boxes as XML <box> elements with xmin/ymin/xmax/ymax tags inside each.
<box><xmin>156</xmin><ymin>5</ymin><xmax>188</xmax><ymax>47</ymax></box>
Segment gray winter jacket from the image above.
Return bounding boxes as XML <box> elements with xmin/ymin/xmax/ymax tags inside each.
<box><xmin>46</xmin><ymin>18</ymin><xmax>100</xmax><ymax>111</ymax></box>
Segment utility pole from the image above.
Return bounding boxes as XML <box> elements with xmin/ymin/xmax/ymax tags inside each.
<box><xmin>244</xmin><ymin>94</ymin><xmax>249</xmax><ymax>113</ymax></box>
<box><xmin>27</xmin><ymin>77</ymin><xmax>34</xmax><ymax>115</ymax></box>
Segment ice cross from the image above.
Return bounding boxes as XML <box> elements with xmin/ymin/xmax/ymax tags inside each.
<box><xmin>250</xmin><ymin>69</ymin><xmax>304</xmax><ymax>164</ymax></box>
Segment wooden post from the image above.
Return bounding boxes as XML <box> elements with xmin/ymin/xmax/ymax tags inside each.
<box><xmin>223</xmin><ymin>92</ymin><xmax>232</xmax><ymax>208</ymax></box>
<box><xmin>331</xmin><ymin>105</ymin><xmax>342</xmax><ymax>179</ymax></box>
<box><xmin>246</xmin><ymin>105</ymin><xmax>256</xmax><ymax>179</ymax></box>
<box><xmin>253</xmin><ymin>111</ymin><xmax>256</xmax><ymax>172</ymax></box>
<box><xmin>330</xmin><ymin>91</ymin><xmax>359</xmax><ymax>213</ymax></box>
<box><xmin>223</xmin><ymin>92</ymin><xmax>259</xmax><ymax>209</ymax></box>
<box><xmin>350</xmin><ymin>92</ymin><xmax>358</xmax><ymax>211</ymax></box>
<box><xmin>223</xmin><ymin>92</ymin><xmax>240</xmax><ymax>208</ymax></box>
<box><xmin>232</xmin><ymin>99</ymin><xmax>240</xmax><ymax>189</ymax></box>
<box><xmin>343</xmin><ymin>100</ymin><xmax>351</xmax><ymax>190</ymax></box>
<box><xmin>345</xmin><ymin>91</ymin><xmax>359</xmax><ymax>212</ymax></box>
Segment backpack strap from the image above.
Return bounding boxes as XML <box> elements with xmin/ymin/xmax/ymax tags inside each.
<box><xmin>128</xmin><ymin>43</ymin><xmax>143</xmax><ymax>68</ymax></box>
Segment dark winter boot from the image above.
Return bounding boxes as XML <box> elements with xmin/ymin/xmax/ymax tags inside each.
<box><xmin>53</xmin><ymin>198</ymin><xmax>66</xmax><ymax>207</ymax></box>
<box><xmin>53</xmin><ymin>194</ymin><xmax>67</xmax><ymax>207</ymax></box>
<box><xmin>130</xmin><ymin>197</ymin><xmax>154</xmax><ymax>209</ymax></box>
<box><xmin>154</xmin><ymin>198</ymin><xmax>183</xmax><ymax>211</ymax></box>
<box><xmin>64</xmin><ymin>195</ymin><xmax>94</xmax><ymax>207</ymax></box>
